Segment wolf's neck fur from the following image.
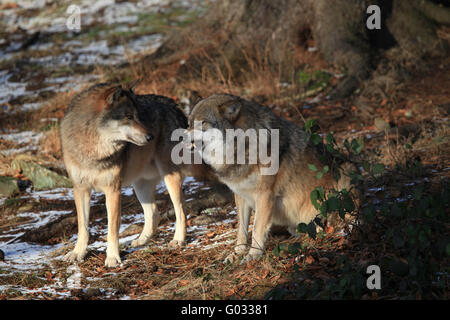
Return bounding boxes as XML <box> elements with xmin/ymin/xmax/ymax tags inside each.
<box><xmin>64</xmin><ymin>112</ymin><xmax>127</xmax><ymax>168</ymax></box>
<box><xmin>82</xmin><ymin>127</ymin><xmax>127</xmax><ymax>167</ymax></box>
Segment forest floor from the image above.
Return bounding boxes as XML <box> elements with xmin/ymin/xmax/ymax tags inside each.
<box><xmin>0</xmin><ymin>0</ymin><xmax>448</xmax><ymax>299</ymax></box>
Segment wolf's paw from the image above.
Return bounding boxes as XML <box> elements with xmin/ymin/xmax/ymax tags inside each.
<box><xmin>168</xmin><ymin>239</ymin><xmax>184</xmax><ymax>248</ymax></box>
<box><xmin>240</xmin><ymin>250</ymin><xmax>263</xmax><ymax>265</ymax></box>
<box><xmin>130</xmin><ymin>236</ymin><xmax>151</xmax><ymax>248</ymax></box>
<box><xmin>104</xmin><ymin>255</ymin><xmax>122</xmax><ymax>268</ymax></box>
<box><xmin>65</xmin><ymin>249</ymin><xmax>86</xmax><ymax>263</ymax></box>
<box><xmin>234</xmin><ymin>244</ymin><xmax>247</xmax><ymax>255</ymax></box>
<box><xmin>223</xmin><ymin>253</ymin><xmax>237</xmax><ymax>264</ymax></box>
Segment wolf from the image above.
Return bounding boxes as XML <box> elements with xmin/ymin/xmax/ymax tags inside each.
<box><xmin>187</xmin><ymin>94</ymin><xmax>356</xmax><ymax>263</ymax></box>
<box><xmin>60</xmin><ymin>83</ymin><xmax>192</xmax><ymax>268</ymax></box>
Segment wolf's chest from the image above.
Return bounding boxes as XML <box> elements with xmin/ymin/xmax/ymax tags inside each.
<box><xmin>68</xmin><ymin>165</ymin><xmax>119</xmax><ymax>189</ymax></box>
<box><xmin>221</xmin><ymin>172</ymin><xmax>259</xmax><ymax>207</ymax></box>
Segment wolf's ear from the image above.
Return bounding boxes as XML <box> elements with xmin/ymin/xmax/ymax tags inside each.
<box><xmin>127</xmin><ymin>79</ymin><xmax>140</xmax><ymax>95</ymax></box>
<box><xmin>219</xmin><ymin>100</ymin><xmax>241</xmax><ymax>122</ymax></box>
<box><xmin>97</xmin><ymin>86</ymin><xmax>123</xmax><ymax>112</ymax></box>
<box><xmin>104</xmin><ymin>86</ymin><xmax>123</xmax><ymax>105</ymax></box>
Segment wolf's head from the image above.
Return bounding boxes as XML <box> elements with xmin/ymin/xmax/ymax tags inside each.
<box><xmin>97</xmin><ymin>85</ymin><xmax>153</xmax><ymax>146</ymax></box>
<box><xmin>188</xmin><ymin>94</ymin><xmax>241</xmax><ymax>129</ymax></box>
<box><xmin>187</xmin><ymin>93</ymin><xmax>242</xmax><ymax>138</ymax></box>
<box><xmin>185</xmin><ymin>94</ymin><xmax>280</xmax><ymax>175</ymax></box>
<box><xmin>185</xmin><ymin>94</ymin><xmax>243</xmax><ymax>166</ymax></box>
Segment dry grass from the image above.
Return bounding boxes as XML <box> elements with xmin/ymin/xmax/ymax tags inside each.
<box><xmin>39</xmin><ymin>125</ymin><xmax>62</xmax><ymax>161</ymax></box>
<box><xmin>133</xmin><ymin>32</ymin><xmax>331</xmax><ymax>109</ymax></box>
<box><xmin>52</xmin><ymin>230</ymin><xmax>325</xmax><ymax>300</ymax></box>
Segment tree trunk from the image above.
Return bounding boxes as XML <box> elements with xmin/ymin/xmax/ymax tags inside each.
<box><xmin>143</xmin><ymin>0</ymin><xmax>450</xmax><ymax>99</ymax></box>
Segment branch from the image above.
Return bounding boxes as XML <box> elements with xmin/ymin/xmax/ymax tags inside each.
<box><xmin>420</xmin><ymin>0</ymin><xmax>450</xmax><ymax>25</ymax></box>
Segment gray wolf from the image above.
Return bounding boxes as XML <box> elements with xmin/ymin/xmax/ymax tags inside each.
<box><xmin>187</xmin><ymin>94</ymin><xmax>355</xmax><ymax>263</ymax></box>
<box><xmin>60</xmin><ymin>83</ymin><xmax>191</xmax><ymax>267</ymax></box>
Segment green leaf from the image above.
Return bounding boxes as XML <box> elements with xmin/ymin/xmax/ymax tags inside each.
<box><xmin>272</xmin><ymin>246</ymin><xmax>280</xmax><ymax>256</ymax></box>
<box><xmin>344</xmin><ymin>139</ymin><xmax>351</xmax><ymax>152</ymax></box>
<box><xmin>349</xmin><ymin>138</ymin><xmax>364</xmax><ymax>154</ymax></box>
<box><xmin>310</xmin><ymin>133</ymin><xmax>322</xmax><ymax>145</ymax></box>
<box><xmin>343</xmin><ymin>195</ymin><xmax>355</xmax><ymax>212</ymax></box>
<box><xmin>405</xmin><ymin>143</ymin><xmax>412</xmax><ymax>150</ymax></box>
<box><xmin>362</xmin><ymin>161</ymin><xmax>371</xmax><ymax>172</ymax></box>
<box><xmin>307</xmin><ymin>221</ymin><xmax>317</xmax><ymax>239</ymax></box>
<box><xmin>322</xmin><ymin>165</ymin><xmax>329</xmax><ymax>173</ymax></box>
<box><xmin>299</xmin><ymin>70</ymin><xmax>311</xmax><ymax>85</ymax></box>
<box><xmin>308</xmin><ymin>164</ymin><xmax>318</xmax><ymax>172</ymax></box>
<box><xmin>288</xmin><ymin>243</ymin><xmax>301</xmax><ymax>254</ymax></box>
<box><xmin>304</xmin><ymin>119</ymin><xmax>317</xmax><ymax>131</ymax></box>
<box><xmin>357</xmin><ymin>137</ymin><xmax>364</xmax><ymax>153</ymax></box>
<box><xmin>297</xmin><ymin>223</ymin><xmax>308</xmax><ymax>234</ymax></box>
<box><xmin>326</xmin><ymin>133</ymin><xmax>336</xmax><ymax>146</ymax></box>
<box><xmin>316</xmin><ymin>172</ymin><xmax>323</xmax><ymax>179</ymax></box>
<box><xmin>310</xmin><ymin>190</ymin><xmax>320</xmax><ymax>209</ymax></box>
<box><xmin>373</xmin><ymin>163</ymin><xmax>385</xmax><ymax>175</ymax></box>
<box><xmin>316</xmin><ymin>186</ymin><xmax>325</xmax><ymax>199</ymax></box>
<box><xmin>319</xmin><ymin>202</ymin><xmax>328</xmax><ymax>217</ymax></box>
<box><xmin>350</xmin><ymin>139</ymin><xmax>359</xmax><ymax>153</ymax></box>
<box><xmin>338</xmin><ymin>207</ymin><xmax>346</xmax><ymax>219</ymax></box>
<box><xmin>327</xmin><ymin>196</ymin><xmax>340</xmax><ymax>212</ymax></box>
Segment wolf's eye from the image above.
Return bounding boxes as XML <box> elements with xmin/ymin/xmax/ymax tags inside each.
<box><xmin>126</xmin><ymin>114</ymin><xmax>133</xmax><ymax>120</ymax></box>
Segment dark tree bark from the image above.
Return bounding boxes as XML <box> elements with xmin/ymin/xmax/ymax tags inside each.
<box><xmin>144</xmin><ymin>0</ymin><xmax>450</xmax><ymax>99</ymax></box>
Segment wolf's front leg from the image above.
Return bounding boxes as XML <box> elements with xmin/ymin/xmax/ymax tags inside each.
<box><xmin>163</xmin><ymin>172</ymin><xmax>186</xmax><ymax>248</ymax></box>
<box><xmin>65</xmin><ymin>186</ymin><xmax>91</xmax><ymax>263</ymax></box>
<box><xmin>241</xmin><ymin>192</ymin><xmax>274</xmax><ymax>264</ymax></box>
<box><xmin>104</xmin><ymin>186</ymin><xmax>122</xmax><ymax>268</ymax></box>
<box><xmin>224</xmin><ymin>194</ymin><xmax>251</xmax><ymax>264</ymax></box>
<box><xmin>234</xmin><ymin>194</ymin><xmax>251</xmax><ymax>254</ymax></box>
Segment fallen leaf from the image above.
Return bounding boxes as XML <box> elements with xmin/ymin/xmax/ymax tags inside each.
<box><xmin>305</xmin><ymin>256</ymin><xmax>315</xmax><ymax>264</ymax></box>
<box><xmin>179</xmin><ymin>280</ymin><xmax>189</xmax><ymax>286</ymax></box>
<box><xmin>45</xmin><ymin>271</ymin><xmax>53</xmax><ymax>282</ymax></box>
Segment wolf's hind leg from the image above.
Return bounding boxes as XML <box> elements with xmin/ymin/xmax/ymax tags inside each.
<box><xmin>163</xmin><ymin>171</ymin><xmax>186</xmax><ymax>248</ymax></box>
<box><xmin>65</xmin><ymin>186</ymin><xmax>91</xmax><ymax>263</ymax></box>
<box><xmin>131</xmin><ymin>178</ymin><xmax>160</xmax><ymax>247</ymax></box>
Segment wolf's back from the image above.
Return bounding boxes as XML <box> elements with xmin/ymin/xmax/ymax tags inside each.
<box><xmin>135</xmin><ymin>94</ymin><xmax>188</xmax><ymax>130</ymax></box>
